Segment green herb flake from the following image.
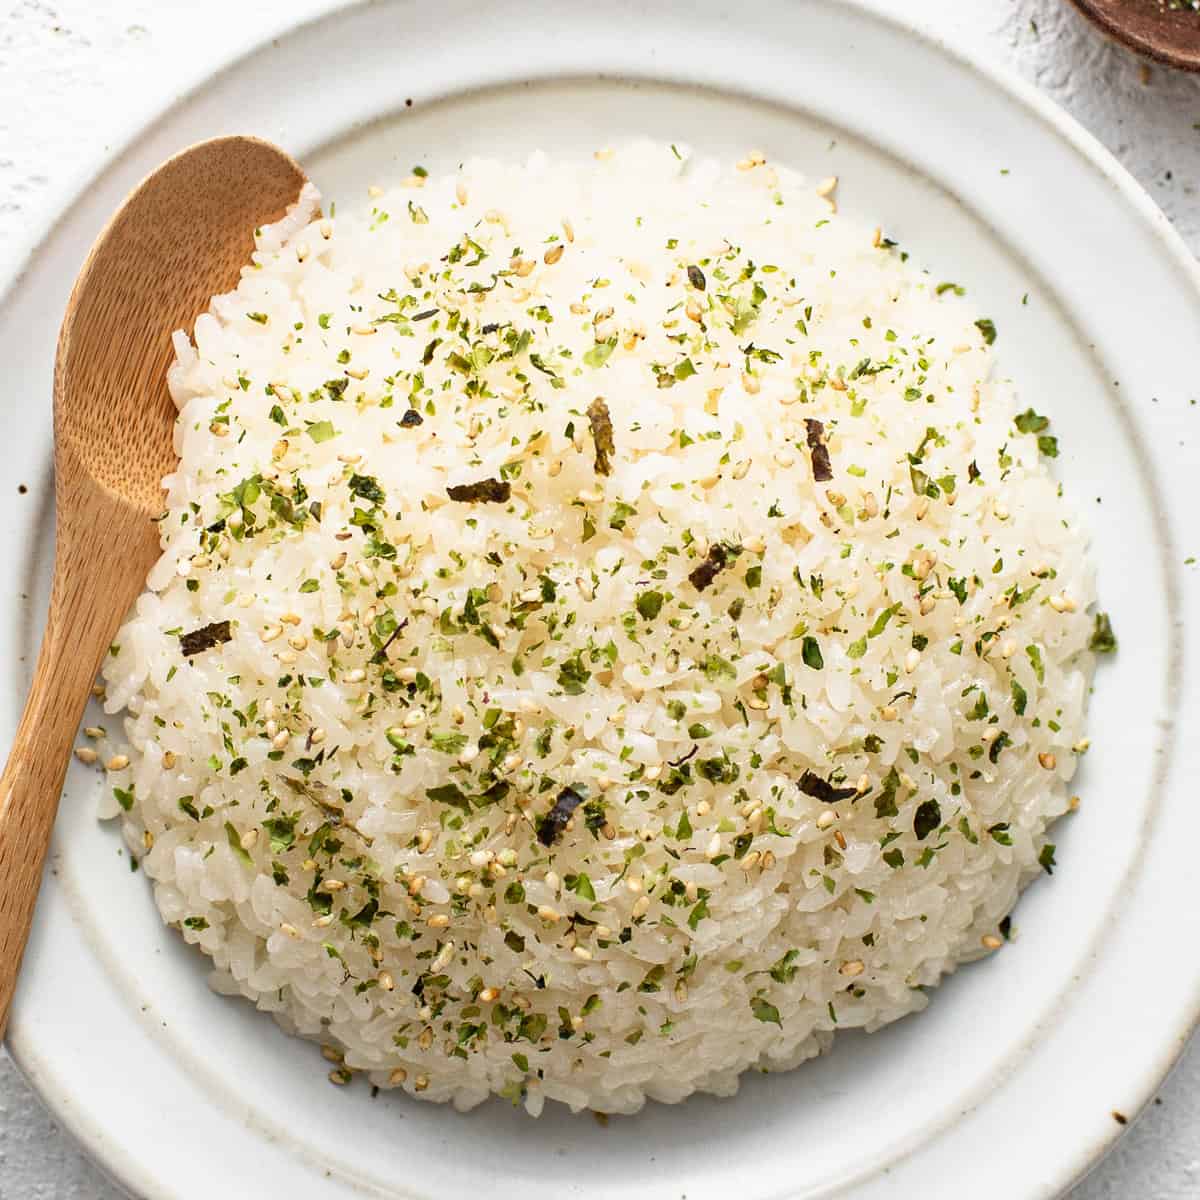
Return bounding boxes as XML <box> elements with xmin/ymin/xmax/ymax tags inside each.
<box><xmin>801</xmin><ymin>636</ymin><xmax>824</xmax><ymax>671</ymax></box>
<box><xmin>751</xmin><ymin>996</ymin><xmax>782</xmax><ymax>1026</ymax></box>
<box><xmin>306</xmin><ymin>420</ymin><xmax>337</xmax><ymax>444</ymax></box>
<box><xmin>1089</xmin><ymin>611</ymin><xmax>1117</xmax><ymax>654</ymax></box>
<box><xmin>975</xmin><ymin>318</ymin><xmax>997</xmax><ymax>345</ymax></box>
<box><xmin>583</xmin><ymin>338</ymin><xmax>618</xmax><ymax>369</ymax></box>
<box><xmin>225</xmin><ymin>822</ymin><xmax>254</xmax><ymax>867</ymax></box>
<box><xmin>636</xmin><ymin>590</ymin><xmax>665</xmax><ymax>621</ymax></box>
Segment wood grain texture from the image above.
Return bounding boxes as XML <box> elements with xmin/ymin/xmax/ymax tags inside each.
<box><xmin>0</xmin><ymin>136</ymin><xmax>306</xmax><ymax>1038</ymax></box>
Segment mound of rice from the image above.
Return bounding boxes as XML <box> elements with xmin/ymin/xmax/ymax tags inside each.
<box><xmin>97</xmin><ymin>142</ymin><xmax>1100</xmax><ymax>1115</ymax></box>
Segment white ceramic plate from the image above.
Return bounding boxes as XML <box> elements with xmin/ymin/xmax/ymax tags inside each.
<box><xmin>3</xmin><ymin>2</ymin><xmax>1198</xmax><ymax>1197</ymax></box>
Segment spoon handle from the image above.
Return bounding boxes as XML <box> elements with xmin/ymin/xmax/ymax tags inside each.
<box><xmin>0</xmin><ymin>578</ymin><xmax>110</xmax><ymax>1038</ymax></box>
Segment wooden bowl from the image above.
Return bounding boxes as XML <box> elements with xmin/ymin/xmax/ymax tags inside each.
<box><xmin>1067</xmin><ymin>0</ymin><xmax>1200</xmax><ymax>71</ymax></box>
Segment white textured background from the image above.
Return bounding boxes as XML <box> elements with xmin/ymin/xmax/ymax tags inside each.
<box><xmin>0</xmin><ymin>1</ymin><xmax>1197</xmax><ymax>1196</ymax></box>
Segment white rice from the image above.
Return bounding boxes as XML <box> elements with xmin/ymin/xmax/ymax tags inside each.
<box><xmin>97</xmin><ymin>142</ymin><xmax>1098</xmax><ymax>1115</ymax></box>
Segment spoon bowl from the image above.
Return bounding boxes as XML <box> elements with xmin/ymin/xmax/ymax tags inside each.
<box><xmin>0</xmin><ymin>135</ymin><xmax>307</xmax><ymax>1036</ymax></box>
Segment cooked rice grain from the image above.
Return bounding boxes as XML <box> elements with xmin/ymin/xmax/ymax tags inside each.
<box><xmin>99</xmin><ymin>144</ymin><xmax>1095</xmax><ymax>1115</ymax></box>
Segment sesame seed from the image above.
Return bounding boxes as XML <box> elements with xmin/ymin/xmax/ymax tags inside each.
<box><xmin>74</xmin><ymin>747</ymin><xmax>98</xmax><ymax>765</ymax></box>
<box><xmin>839</xmin><ymin>959</ymin><xmax>864</xmax><ymax>977</ymax></box>
<box><xmin>389</xmin><ymin>1067</ymin><xmax>408</xmax><ymax>1085</ymax></box>
<box><xmin>982</xmin><ymin>934</ymin><xmax>1004</xmax><ymax>950</ymax></box>
<box><xmin>105</xmin><ymin>754</ymin><xmax>129</xmax><ymax>771</ymax></box>
<box><xmin>1038</xmin><ymin>752</ymin><xmax>1057</xmax><ymax>770</ymax></box>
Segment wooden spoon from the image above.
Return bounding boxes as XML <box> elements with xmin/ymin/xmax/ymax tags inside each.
<box><xmin>1067</xmin><ymin>0</ymin><xmax>1200</xmax><ymax>72</ymax></box>
<box><xmin>0</xmin><ymin>136</ymin><xmax>307</xmax><ymax>1036</ymax></box>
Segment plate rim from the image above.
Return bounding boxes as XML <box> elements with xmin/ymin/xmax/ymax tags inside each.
<box><xmin>3</xmin><ymin>3</ymin><xmax>1198</xmax><ymax>1197</ymax></box>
